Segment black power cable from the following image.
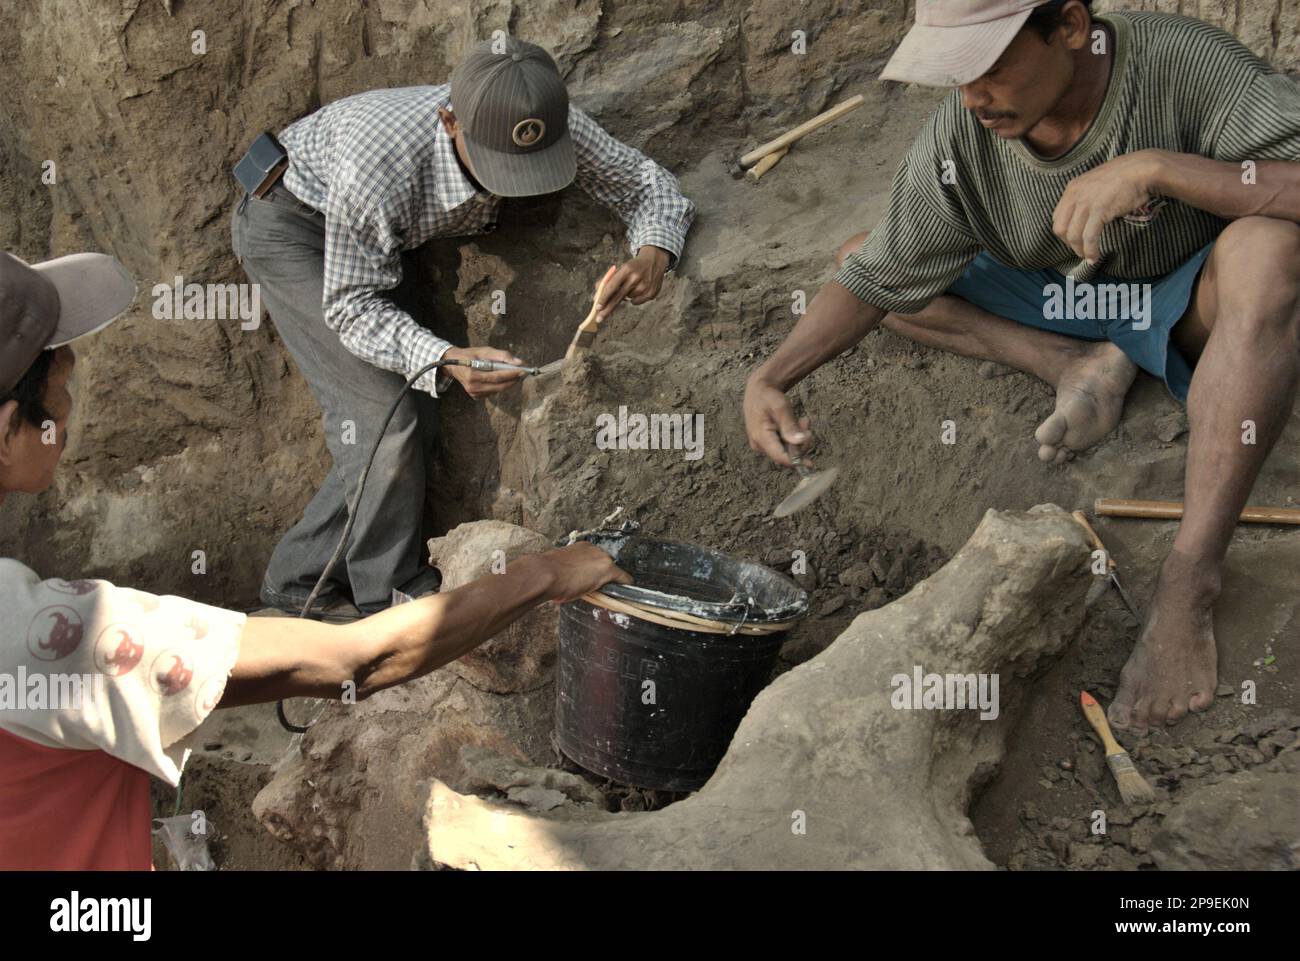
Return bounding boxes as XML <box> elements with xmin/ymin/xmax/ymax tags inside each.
<box><xmin>276</xmin><ymin>356</ymin><xmax>538</xmax><ymax>733</ymax></box>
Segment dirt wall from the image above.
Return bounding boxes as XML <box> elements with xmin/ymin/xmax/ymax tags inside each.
<box><xmin>0</xmin><ymin>0</ymin><xmax>907</xmax><ymax>601</ymax></box>
<box><xmin>0</xmin><ymin>0</ymin><xmax>1296</xmax><ymax>604</ymax></box>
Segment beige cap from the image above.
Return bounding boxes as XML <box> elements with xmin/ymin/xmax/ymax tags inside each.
<box><xmin>0</xmin><ymin>251</ymin><xmax>136</xmax><ymax>393</ymax></box>
<box><xmin>880</xmin><ymin>0</ymin><xmax>1049</xmax><ymax>88</ymax></box>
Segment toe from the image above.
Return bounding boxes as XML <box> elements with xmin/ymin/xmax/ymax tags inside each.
<box><xmin>1035</xmin><ymin>412</ymin><xmax>1068</xmax><ymax>448</ymax></box>
<box><xmin>1129</xmin><ymin>697</ymin><xmax>1151</xmax><ymax>735</ymax></box>
<box><xmin>1053</xmin><ymin>448</ymin><xmax>1071</xmax><ymax>465</ymax></box>
<box><xmin>1107</xmin><ymin>697</ymin><xmax>1132</xmax><ymax>730</ymax></box>
<box><xmin>1037</xmin><ymin>443</ymin><xmax>1059</xmax><ymax>463</ymax></box>
<box><xmin>1147</xmin><ymin>695</ymin><xmax>1175</xmax><ymax>728</ymax></box>
<box><xmin>1166</xmin><ymin>699</ymin><xmax>1189</xmax><ymax>724</ymax></box>
<box><xmin>1189</xmin><ymin>689</ymin><xmax>1215</xmax><ymax>713</ymax></box>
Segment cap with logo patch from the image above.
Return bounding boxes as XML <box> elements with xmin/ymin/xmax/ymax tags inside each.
<box><xmin>450</xmin><ymin>37</ymin><xmax>577</xmax><ymax>198</ymax></box>
<box><xmin>881</xmin><ymin>0</ymin><xmax>1053</xmax><ymax>88</ymax></box>
<box><xmin>0</xmin><ymin>251</ymin><xmax>137</xmax><ymax>393</ymax></box>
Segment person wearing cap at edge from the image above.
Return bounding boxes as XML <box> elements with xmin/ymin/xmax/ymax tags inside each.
<box><xmin>0</xmin><ymin>250</ymin><xmax>632</xmax><ymax>870</ymax></box>
<box><xmin>744</xmin><ymin>1</ymin><xmax>1300</xmax><ymax>734</ymax></box>
<box><xmin>231</xmin><ymin>36</ymin><xmax>695</xmax><ymax>622</ymax></box>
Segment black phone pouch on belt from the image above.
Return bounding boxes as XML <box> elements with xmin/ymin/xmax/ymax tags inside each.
<box><xmin>234</xmin><ymin>132</ymin><xmax>289</xmax><ymax>198</ymax></box>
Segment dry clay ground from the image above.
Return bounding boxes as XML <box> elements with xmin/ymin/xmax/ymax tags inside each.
<box><xmin>157</xmin><ymin>84</ymin><xmax>1299</xmax><ymax>871</ymax></box>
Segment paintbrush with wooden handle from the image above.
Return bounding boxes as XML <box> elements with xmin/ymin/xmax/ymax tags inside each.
<box><xmin>535</xmin><ymin>265</ymin><xmax>619</xmax><ymax>377</ymax></box>
<box><xmin>564</xmin><ymin>265</ymin><xmax>619</xmax><ymax>360</ymax></box>
<box><xmin>1079</xmin><ymin>691</ymin><xmax>1156</xmax><ymax>804</ymax></box>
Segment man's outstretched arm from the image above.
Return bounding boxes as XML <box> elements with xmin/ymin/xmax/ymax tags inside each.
<box><xmin>743</xmin><ymin>280</ymin><xmax>884</xmax><ymax>467</ymax></box>
<box><xmin>220</xmin><ymin>543</ymin><xmax>630</xmax><ymax>707</ymax></box>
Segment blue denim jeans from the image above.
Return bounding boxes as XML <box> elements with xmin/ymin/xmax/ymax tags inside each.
<box><xmin>231</xmin><ymin>186</ymin><xmax>439</xmax><ymax>614</ymax></box>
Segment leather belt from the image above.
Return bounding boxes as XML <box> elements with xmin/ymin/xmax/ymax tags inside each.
<box><xmin>252</xmin><ymin>159</ymin><xmax>289</xmax><ymax>199</ymax></box>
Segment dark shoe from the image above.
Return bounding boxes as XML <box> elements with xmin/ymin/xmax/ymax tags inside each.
<box><xmin>398</xmin><ymin>566</ymin><xmax>443</xmax><ymax>597</ymax></box>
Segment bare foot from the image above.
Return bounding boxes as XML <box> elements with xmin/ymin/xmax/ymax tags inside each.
<box><xmin>1034</xmin><ymin>341</ymin><xmax>1136</xmax><ymax>464</ymax></box>
<box><xmin>1108</xmin><ymin>551</ymin><xmax>1220</xmax><ymax>735</ymax></box>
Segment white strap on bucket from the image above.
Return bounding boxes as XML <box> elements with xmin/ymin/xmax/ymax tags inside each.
<box><xmin>578</xmin><ymin>591</ymin><xmax>795</xmax><ymax>636</ymax></box>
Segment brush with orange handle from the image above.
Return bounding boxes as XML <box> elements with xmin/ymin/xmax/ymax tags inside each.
<box><xmin>1079</xmin><ymin>691</ymin><xmax>1156</xmax><ymax>804</ymax></box>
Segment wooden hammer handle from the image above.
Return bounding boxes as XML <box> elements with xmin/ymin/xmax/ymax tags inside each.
<box><xmin>746</xmin><ymin>146</ymin><xmax>789</xmax><ymax>181</ymax></box>
<box><xmin>1095</xmin><ymin>498</ymin><xmax>1300</xmax><ymax>525</ymax></box>
<box><xmin>739</xmin><ymin>95</ymin><xmax>865</xmax><ymax>167</ymax></box>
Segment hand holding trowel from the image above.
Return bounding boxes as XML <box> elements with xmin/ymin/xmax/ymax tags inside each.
<box><xmin>773</xmin><ymin>442</ymin><xmax>839</xmax><ymax>518</ymax></box>
<box><xmin>770</xmin><ymin>415</ymin><xmax>839</xmax><ymax>519</ymax></box>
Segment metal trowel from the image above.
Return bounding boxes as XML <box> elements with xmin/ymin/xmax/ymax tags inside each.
<box><xmin>773</xmin><ymin>448</ymin><xmax>839</xmax><ymax>518</ymax></box>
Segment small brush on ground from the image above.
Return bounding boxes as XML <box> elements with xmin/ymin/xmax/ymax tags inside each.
<box><xmin>1079</xmin><ymin>690</ymin><xmax>1156</xmax><ymax>804</ymax></box>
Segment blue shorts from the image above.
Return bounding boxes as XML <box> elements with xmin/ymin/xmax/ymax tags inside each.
<box><xmin>946</xmin><ymin>244</ymin><xmax>1214</xmax><ymax>404</ymax></box>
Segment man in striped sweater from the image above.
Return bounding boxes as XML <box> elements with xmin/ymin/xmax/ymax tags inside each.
<box><xmin>745</xmin><ymin>1</ymin><xmax>1300</xmax><ymax>734</ymax></box>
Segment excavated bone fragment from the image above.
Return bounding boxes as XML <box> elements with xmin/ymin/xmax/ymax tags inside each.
<box><xmin>422</xmin><ymin>506</ymin><xmax>1092</xmax><ymax>870</ymax></box>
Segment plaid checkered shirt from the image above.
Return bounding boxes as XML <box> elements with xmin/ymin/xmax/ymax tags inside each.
<box><xmin>278</xmin><ymin>84</ymin><xmax>696</xmax><ymax>395</ymax></box>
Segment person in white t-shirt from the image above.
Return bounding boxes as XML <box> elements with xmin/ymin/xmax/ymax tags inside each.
<box><xmin>0</xmin><ymin>250</ymin><xmax>630</xmax><ymax>870</ymax></box>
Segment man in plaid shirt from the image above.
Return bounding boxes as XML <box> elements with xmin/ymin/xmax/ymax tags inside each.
<box><xmin>232</xmin><ymin>36</ymin><xmax>695</xmax><ymax>618</ymax></box>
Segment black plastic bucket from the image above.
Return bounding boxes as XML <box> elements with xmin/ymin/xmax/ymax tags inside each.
<box><xmin>556</xmin><ymin>531</ymin><xmax>809</xmax><ymax>792</ymax></box>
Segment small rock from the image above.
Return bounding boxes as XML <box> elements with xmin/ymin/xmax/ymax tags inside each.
<box><xmin>1107</xmin><ymin>847</ymin><xmax>1142</xmax><ymax>871</ymax></box>
<box><xmin>1069</xmin><ymin>842</ymin><xmax>1104</xmax><ymax>869</ymax></box>
<box><xmin>1259</xmin><ymin>731</ymin><xmax>1297</xmax><ymax>757</ymax></box>
<box><xmin>868</xmin><ymin>551</ymin><xmax>888</xmax><ymax>583</ymax></box>
<box><xmin>838</xmin><ymin>562</ymin><xmax>875</xmax><ymax>590</ymax></box>
<box><xmin>885</xmin><ymin>556</ymin><xmax>908</xmax><ymax>590</ymax></box>
<box><xmin>1153</xmin><ymin>410</ymin><xmax>1189</xmax><ymax>443</ymax></box>
<box><xmin>818</xmin><ymin>595</ymin><xmax>847</xmax><ymax>617</ymax></box>
<box><xmin>1108</xmin><ymin>807</ymin><xmax>1135</xmax><ymax>827</ymax></box>
<box><xmin>1235</xmin><ymin>746</ymin><xmax>1266</xmax><ymax>766</ymax></box>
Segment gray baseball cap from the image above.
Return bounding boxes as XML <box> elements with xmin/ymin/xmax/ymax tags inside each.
<box><xmin>450</xmin><ymin>37</ymin><xmax>576</xmax><ymax>197</ymax></box>
<box><xmin>0</xmin><ymin>251</ymin><xmax>136</xmax><ymax>393</ymax></box>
